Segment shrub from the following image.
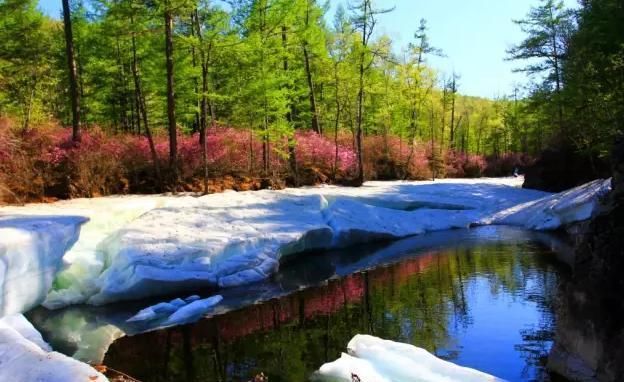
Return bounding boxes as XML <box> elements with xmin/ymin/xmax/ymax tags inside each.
<box><xmin>445</xmin><ymin>150</ymin><xmax>487</xmax><ymax>178</ymax></box>
<box><xmin>0</xmin><ymin>120</ymin><xmax>507</xmax><ymax>204</ymax></box>
<box><xmin>295</xmin><ymin>130</ymin><xmax>357</xmax><ymax>176</ymax></box>
<box><xmin>484</xmin><ymin>153</ymin><xmax>535</xmax><ymax>177</ymax></box>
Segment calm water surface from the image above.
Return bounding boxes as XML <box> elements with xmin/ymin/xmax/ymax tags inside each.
<box><xmin>98</xmin><ymin>227</ymin><xmax>568</xmax><ymax>382</ymax></box>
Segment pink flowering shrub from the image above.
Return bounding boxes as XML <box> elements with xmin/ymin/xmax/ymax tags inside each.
<box><xmin>359</xmin><ymin>135</ymin><xmax>432</xmax><ymax>180</ymax></box>
<box><xmin>484</xmin><ymin>153</ymin><xmax>535</xmax><ymax>177</ymax></box>
<box><xmin>295</xmin><ymin>131</ymin><xmax>356</xmax><ymax>175</ymax></box>
<box><xmin>0</xmin><ymin>117</ymin><xmax>514</xmax><ymax>203</ymax></box>
<box><xmin>445</xmin><ymin>150</ymin><xmax>487</xmax><ymax>178</ymax></box>
<box><xmin>0</xmin><ymin>122</ymin><xmax>363</xmax><ymax>201</ymax></box>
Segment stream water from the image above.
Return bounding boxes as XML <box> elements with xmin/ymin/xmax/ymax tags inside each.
<box><xmin>29</xmin><ymin>226</ymin><xmax>572</xmax><ymax>382</ymax></box>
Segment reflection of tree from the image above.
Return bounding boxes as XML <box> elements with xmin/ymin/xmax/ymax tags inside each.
<box><xmin>104</xmin><ymin>242</ymin><xmax>560</xmax><ymax>382</ymax></box>
<box><xmin>514</xmin><ymin>271</ymin><xmax>559</xmax><ymax>381</ymax></box>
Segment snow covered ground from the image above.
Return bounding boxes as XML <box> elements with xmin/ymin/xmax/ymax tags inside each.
<box><xmin>314</xmin><ymin>334</ymin><xmax>502</xmax><ymax>382</ymax></box>
<box><xmin>0</xmin><ymin>177</ymin><xmax>610</xmax><ymax>313</ymax></box>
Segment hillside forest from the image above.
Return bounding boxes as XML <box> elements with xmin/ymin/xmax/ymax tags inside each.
<box><xmin>0</xmin><ymin>0</ymin><xmax>622</xmax><ymax>202</ymax></box>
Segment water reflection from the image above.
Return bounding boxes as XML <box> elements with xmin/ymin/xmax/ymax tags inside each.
<box><xmin>98</xmin><ymin>228</ymin><xmax>567</xmax><ymax>382</ymax></box>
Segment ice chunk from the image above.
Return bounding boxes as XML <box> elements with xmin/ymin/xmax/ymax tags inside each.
<box><xmin>316</xmin><ymin>352</ymin><xmax>389</xmax><ymax>382</ymax></box>
<box><xmin>185</xmin><ymin>294</ymin><xmax>201</xmax><ymax>302</ymax></box>
<box><xmin>126</xmin><ymin>295</ymin><xmax>210</xmax><ymax>322</ymax></box>
<box><xmin>0</xmin><ymin>314</ymin><xmax>108</xmax><ymax>382</ymax></box>
<box><xmin>315</xmin><ymin>334</ymin><xmax>501</xmax><ymax>382</ymax></box>
<box><xmin>0</xmin><ymin>215</ymin><xmax>86</xmax><ymax>316</ymax></box>
<box><xmin>163</xmin><ymin>295</ymin><xmax>223</xmax><ymax>326</ymax></box>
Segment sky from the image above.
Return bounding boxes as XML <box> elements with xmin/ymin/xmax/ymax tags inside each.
<box><xmin>38</xmin><ymin>0</ymin><xmax>578</xmax><ymax>99</ymax></box>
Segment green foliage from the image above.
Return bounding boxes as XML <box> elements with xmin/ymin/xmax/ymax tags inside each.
<box><xmin>0</xmin><ymin>0</ymin><xmax>63</xmax><ymax>129</ymax></box>
<box><xmin>509</xmin><ymin>0</ymin><xmax>623</xmax><ymax>160</ymax></box>
<box><xmin>0</xmin><ymin>0</ymin><xmax>565</xmax><ymax>167</ymax></box>
<box><xmin>561</xmin><ymin>0</ymin><xmax>624</xmax><ymax>156</ymax></box>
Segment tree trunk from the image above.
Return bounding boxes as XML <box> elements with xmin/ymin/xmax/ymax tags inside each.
<box><xmin>355</xmin><ymin>3</ymin><xmax>367</xmax><ymax>186</ymax></box>
<box><xmin>193</xmin><ymin>9</ymin><xmax>210</xmax><ymax>194</ymax></box>
<box><xmin>62</xmin><ymin>0</ymin><xmax>81</xmax><ymax>142</ymax></box>
<box><xmin>333</xmin><ymin>62</ymin><xmax>341</xmax><ymax>180</ymax></box>
<box><xmin>477</xmin><ymin>116</ymin><xmax>485</xmax><ymax>155</ymax></box>
<box><xmin>164</xmin><ymin>4</ymin><xmax>177</xmax><ymax>179</ymax></box>
<box><xmin>282</xmin><ymin>25</ymin><xmax>298</xmax><ymax>186</ymax></box>
<box><xmin>441</xmin><ymin>87</ymin><xmax>447</xmax><ymax>154</ymax></box>
<box><xmin>302</xmin><ymin>0</ymin><xmax>321</xmax><ymax>135</ymax></box>
<box><xmin>115</xmin><ymin>39</ymin><xmax>129</xmax><ymax>132</ymax></box>
<box><xmin>22</xmin><ymin>79</ymin><xmax>37</xmax><ymax>132</ymax></box>
<box><xmin>430</xmin><ymin>107</ymin><xmax>436</xmax><ymax>180</ymax></box>
<box><xmin>402</xmin><ymin>102</ymin><xmax>418</xmax><ymax>180</ymax></box>
<box><xmin>303</xmin><ymin>44</ymin><xmax>321</xmax><ymax>134</ymax></box>
<box><xmin>455</xmin><ymin>115</ymin><xmax>463</xmax><ymax>152</ymax></box>
<box><xmin>450</xmin><ymin>91</ymin><xmax>456</xmax><ymax>149</ymax></box>
<box><xmin>131</xmin><ymin>15</ymin><xmax>161</xmax><ymax>188</ymax></box>
<box><xmin>549</xmin><ymin>3</ymin><xmax>564</xmax><ymax>132</ymax></box>
<box><xmin>463</xmin><ymin>115</ymin><xmax>470</xmax><ymax>153</ymax></box>
<box><xmin>190</xmin><ymin>13</ymin><xmax>201</xmax><ymax>136</ymax></box>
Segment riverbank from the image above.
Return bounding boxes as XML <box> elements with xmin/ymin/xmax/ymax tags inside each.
<box><xmin>547</xmin><ymin>141</ymin><xmax>624</xmax><ymax>381</ymax></box>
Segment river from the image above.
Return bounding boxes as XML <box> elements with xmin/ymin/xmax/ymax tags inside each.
<box><xmin>29</xmin><ymin>226</ymin><xmax>572</xmax><ymax>381</ymax></box>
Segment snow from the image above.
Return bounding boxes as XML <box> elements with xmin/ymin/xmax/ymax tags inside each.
<box><xmin>0</xmin><ymin>314</ymin><xmax>51</xmax><ymax>351</ymax></box>
<box><xmin>484</xmin><ymin>179</ymin><xmax>611</xmax><ymax>230</ymax></box>
<box><xmin>88</xmin><ymin>192</ymin><xmax>333</xmax><ymax>304</ymax></box>
<box><xmin>0</xmin><ymin>177</ymin><xmax>610</xmax><ymax>312</ymax></box>
<box><xmin>314</xmin><ymin>334</ymin><xmax>501</xmax><ymax>382</ymax></box>
<box><xmin>0</xmin><ymin>314</ymin><xmax>108</xmax><ymax>382</ymax></box>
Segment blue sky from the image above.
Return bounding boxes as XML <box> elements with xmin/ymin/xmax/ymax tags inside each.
<box><xmin>38</xmin><ymin>0</ymin><xmax>578</xmax><ymax>98</ymax></box>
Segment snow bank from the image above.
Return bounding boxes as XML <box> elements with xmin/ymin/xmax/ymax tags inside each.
<box><xmin>41</xmin><ymin>196</ymin><xmax>171</xmax><ymax>309</ymax></box>
<box><xmin>0</xmin><ymin>177</ymin><xmax>609</xmax><ymax>310</ymax></box>
<box><xmin>0</xmin><ymin>215</ymin><xmax>86</xmax><ymax>317</ymax></box>
<box><xmin>88</xmin><ymin>180</ymin><xmax>541</xmax><ymax>305</ymax></box>
<box><xmin>315</xmin><ymin>334</ymin><xmax>501</xmax><ymax>382</ymax></box>
<box><xmin>88</xmin><ymin>192</ymin><xmax>332</xmax><ymax>304</ymax></box>
<box><xmin>0</xmin><ymin>314</ymin><xmax>108</xmax><ymax>382</ymax></box>
<box><xmin>484</xmin><ymin>179</ymin><xmax>611</xmax><ymax>230</ymax></box>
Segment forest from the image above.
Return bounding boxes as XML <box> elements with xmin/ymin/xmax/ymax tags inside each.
<box><xmin>0</xmin><ymin>0</ymin><xmax>622</xmax><ymax>202</ymax></box>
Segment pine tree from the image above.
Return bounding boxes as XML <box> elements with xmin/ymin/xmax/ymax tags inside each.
<box><xmin>507</xmin><ymin>0</ymin><xmax>574</xmax><ymax>132</ymax></box>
